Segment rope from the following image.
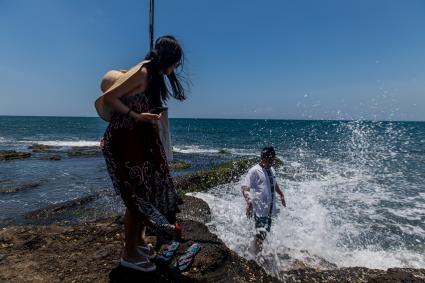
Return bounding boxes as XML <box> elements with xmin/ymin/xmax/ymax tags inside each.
<box><xmin>149</xmin><ymin>0</ymin><xmax>154</xmax><ymax>50</ymax></box>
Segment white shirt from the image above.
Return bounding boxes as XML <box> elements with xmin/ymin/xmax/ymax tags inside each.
<box><xmin>243</xmin><ymin>164</ymin><xmax>278</xmax><ymax>217</ymax></box>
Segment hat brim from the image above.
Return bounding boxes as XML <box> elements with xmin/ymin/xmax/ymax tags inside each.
<box><xmin>94</xmin><ymin>59</ymin><xmax>151</xmax><ymax>122</ymax></box>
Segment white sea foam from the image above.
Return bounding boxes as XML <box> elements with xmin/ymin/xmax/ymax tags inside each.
<box><xmin>173</xmin><ymin>145</ymin><xmax>221</xmax><ymax>154</ymax></box>
<box><xmin>22</xmin><ymin>140</ymin><xmax>100</xmax><ymax>147</ymax></box>
<box><xmin>190</xmin><ymin>121</ymin><xmax>425</xmax><ymax>278</ymax></box>
<box><xmin>173</xmin><ymin>145</ymin><xmax>256</xmax><ymax>156</ymax></box>
<box><xmin>192</xmin><ymin>165</ymin><xmax>425</xmax><ymax>279</ymax></box>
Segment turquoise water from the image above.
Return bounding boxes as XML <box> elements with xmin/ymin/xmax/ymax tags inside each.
<box><xmin>0</xmin><ymin>116</ymin><xmax>424</xmax><ymax>270</ymax></box>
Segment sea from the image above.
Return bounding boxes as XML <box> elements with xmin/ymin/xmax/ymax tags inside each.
<box><xmin>1</xmin><ymin>116</ymin><xmax>424</xmax><ymax>276</ymax></box>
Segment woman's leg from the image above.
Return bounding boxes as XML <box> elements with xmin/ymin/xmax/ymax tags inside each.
<box><xmin>123</xmin><ymin>208</ymin><xmax>142</xmax><ymax>260</ymax></box>
<box><xmin>120</xmin><ymin>209</ymin><xmax>156</xmax><ymax>272</ymax></box>
<box><xmin>136</xmin><ymin>221</ymin><xmax>146</xmax><ymax>245</ymax></box>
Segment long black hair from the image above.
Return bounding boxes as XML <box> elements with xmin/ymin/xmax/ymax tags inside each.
<box><xmin>144</xmin><ymin>35</ymin><xmax>187</xmax><ymax>109</ymax></box>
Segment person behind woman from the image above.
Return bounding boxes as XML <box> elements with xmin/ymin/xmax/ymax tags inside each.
<box><xmin>95</xmin><ymin>35</ymin><xmax>187</xmax><ymax>272</ymax></box>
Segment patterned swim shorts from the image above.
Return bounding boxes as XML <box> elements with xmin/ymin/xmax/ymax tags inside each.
<box><xmin>254</xmin><ymin>216</ymin><xmax>272</xmax><ymax>240</ymax></box>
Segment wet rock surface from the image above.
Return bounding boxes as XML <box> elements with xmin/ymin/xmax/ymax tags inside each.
<box><xmin>0</xmin><ymin>150</ymin><xmax>31</xmax><ymax>160</ymax></box>
<box><xmin>24</xmin><ymin>192</ymin><xmax>107</xmax><ymax>223</ymax></box>
<box><xmin>169</xmin><ymin>159</ymin><xmax>192</xmax><ymax>171</ymax></box>
<box><xmin>67</xmin><ymin>146</ymin><xmax>101</xmax><ymax>157</ymax></box>
<box><xmin>42</xmin><ymin>154</ymin><xmax>62</xmax><ymax>160</ymax></box>
<box><xmin>29</xmin><ymin>144</ymin><xmax>55</xmax><ymax>153</ymax></box>
<box><xmin>0</xmin><ymin>181</ymin><xmax>41</xmax><ymax>194</ymax></box>
<box><xmin>0</xmin><ymin>196</ymin><xmax>278</xmax><ymax>283</ymax></box>
<box><xmin>283</xmin><ymin>267</ymin><xmax>425</xmax><ymax>282</ymax></box>
<box><xmin>174</xmin><ymin>158</ymin><xmax>258</xmax><ymax>194</ymax></box>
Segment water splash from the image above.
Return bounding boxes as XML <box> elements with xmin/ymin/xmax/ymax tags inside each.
<box><xmin>192</xmin><ymin>120</ymin><xmax>425</xmax><ymax>279</ymax></box>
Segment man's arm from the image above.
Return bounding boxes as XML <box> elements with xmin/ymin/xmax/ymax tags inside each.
<box><xmin>241</xmin><ymin>186</ymin><xmax>253</xmax><ymax>218</ymax></box>
<box><xmin>275</xmin><ymin>182</ymin><xmax>286</xmax><ymax>207</ymax></box>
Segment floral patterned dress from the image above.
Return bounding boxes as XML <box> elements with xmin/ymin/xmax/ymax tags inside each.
<box><xmin>101</xmin><ymin>92</ymin><xmax>181</xmax><ymax>234</ymax></box>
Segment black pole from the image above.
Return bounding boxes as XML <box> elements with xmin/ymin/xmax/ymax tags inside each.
<box><xmin>149</xmin><ymin>0</ymin><xmax>154</xmax><ymax>50</ymax></box>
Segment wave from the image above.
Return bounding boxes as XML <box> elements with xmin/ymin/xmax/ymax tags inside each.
<box><xmin>173</xmin><ymin>145</ymin><xmax>219</xmax><ymax>154</ymax></box>
<box><xmin>173</xmin><ymin>145</ymin><xmax>256</xmax><ymax>156</ymax></box>
<box><xmin>21</xmin><ymin>140</ymin><xmax>100</xmax><ymax>147</ymax></box>
<box><xmin>192</xmin><ymin>168</ymin><xmax>425</xmax><ymax>278</ymax></box>
<box><xmin>189</xmin><ymin>120</ymin><xmax>425</xmax><ymax>277</ymax></box>
<box><xmin>0</xmin><ymin>137</ymin><xmax>11</xmax><ymax>143</ymax></box>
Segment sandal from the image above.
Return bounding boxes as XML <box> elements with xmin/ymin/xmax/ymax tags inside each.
<box><xmin>137</xmin><ymin>243</ymin><xmax>157</xmax><ymax>259</ymax></box>
<box><xmin>120</xmin><ymin>257</ymin><xmax>156</xmax><ymax>272</ymax></box>
<box><xmin>156</xmin><ymin>240</ymin><xmax>180</xmax><ymax>264</ymax></box>
<box><xmin>173</xmin><ymin>243</ymin><xmax>202</xmax><ymax>272</ymax></box>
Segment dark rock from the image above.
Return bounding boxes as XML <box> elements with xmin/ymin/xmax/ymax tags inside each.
<box><xmin>0</xmin><ymin>182</ymin><xmax>40</xmax><ymax>194</ymax></box>
<box><xmin>174</xmin><ymin>158</ymin><xmax>258</xmax><ymax>194</ymax></box>
<box><xmin>0</xmin><ymin>201</ymin><xmax>278</xmax><ymax>283</ymax></box>
<box><xmin>0</xmin><ymin>150</ymin><xmax>31</xmax><ymax>161</ymax></box>
<box><xmin>177</xmin><ymin>196</ymin><xmax>210</xmax><ymax>224</ymax></box>
<box><xmin>24</xmin><ymin>193</ymin><xmax>103</xmax><ymax>221</ymax></box>
<box><xmin>44</xmin><ymin>154</ymin><xmax>61</xmax><ymax>161</ymax></box>
<box><xmin>67</xmin><ymin>146</ymin><xmax>100</xmax><ymax>157</ymax></box>
<box><xmin>23</xmin><ymin>235</ymin><xmax>47</xmax><ymax>250</ymax></box>
<box><xmin>174</xmin><ymin>157</ymin><xmax>284</xmax><ymax>195</ymax></box>
<box><xmin>169</xmin><ymin>160</ymin><xmax>191</xmax><ymax>171</ymax></box>
<box><xmin>368</xmin><ymin>268</ymin><xmax>425</xmax><ymax>283</ymax></box>
<box><xmin>29</xmin><ymin>144</ymin><xmax>54</xmax><ymax>153</ymax></box>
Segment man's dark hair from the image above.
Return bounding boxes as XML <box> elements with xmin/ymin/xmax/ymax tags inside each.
<box><xmin>261</xmin><ymin>146</ymin><xmax>276</xmax><ymax>159</ymax></box>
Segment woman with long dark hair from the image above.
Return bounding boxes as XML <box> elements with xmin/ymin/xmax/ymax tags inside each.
<box><xmin>95</xmin><ymin>35</ymin><xmax>187</xmax><ymax>272</ymax></box>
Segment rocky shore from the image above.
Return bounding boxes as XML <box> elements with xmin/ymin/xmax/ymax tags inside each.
<box><xmin>1</xmin><ymin>158</ymin><xmax>425</xmax><ymax>282</ymax></box>
<box><xmin>0</xmin><ymin>196</ymin><xmax>279</xmax><ymax>283</ymax></box>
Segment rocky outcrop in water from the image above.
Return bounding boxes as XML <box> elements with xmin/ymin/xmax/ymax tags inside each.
<box><xmin>174</xmin><ymin>158</ymin><xmax>258</xmax><ymax>194</ymax></box>
<box><xmin>0</xmin><ymin>181</ymin><xmax>41</xmax><ymax>194</ymax></box>
<box><xmin>0</xmin><ymin>150</ymin><xmax>31</xmax><ymax>160</ymax></box>
<box><xmin>169</xmin><ymin>160</ymin><xmax>191</xmax><ymax>171</ymax></box>
<box><xmin>29</xmin><ymin>144</ymin><xmax>54</xmax><ymax>153</ymax></box>
<box><xmin>67</xmin><ymin>146</ymin><xmax>101</xmax><ymax>157</ymax></box>
<box><xmin>24</xmin><ymin>192</ymin><xmax>105</xmax><ymax>222</ymax></box>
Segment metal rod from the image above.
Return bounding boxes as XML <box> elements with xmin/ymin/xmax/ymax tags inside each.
<box><xmin>149</xmin><ymin>0</ymin><xmax>154</xmax><ymax>50</ymax></box>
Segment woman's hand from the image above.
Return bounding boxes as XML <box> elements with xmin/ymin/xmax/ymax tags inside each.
<box><xmin>133</xmin><ymin>112</ymin><xmax>162</xmax><ymax>122</ymax></box>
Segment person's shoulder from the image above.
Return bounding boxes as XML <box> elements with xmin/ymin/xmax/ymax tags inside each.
<box><xmin>249</xmin><ymin>164</ymin><xmax>261</xmax><ymax>171</ymax></box>
<box><xmin>248</xmin><ymin>164</ymin><xmax>263</xmax><ymax>176</ymax></box>
<box><xmin>246</xmin><ymin>164</ymin><xmax>258</xmax><ymax>175</ymax></box>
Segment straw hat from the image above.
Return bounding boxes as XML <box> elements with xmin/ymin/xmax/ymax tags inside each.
<box><xmin>94</xmin><ymin>60</ymin><xmax>151</xmax><ymax>122</ymax></box>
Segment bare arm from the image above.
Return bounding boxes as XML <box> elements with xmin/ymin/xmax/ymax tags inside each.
<box><xmin>241</xmin><ymin>186</ymin><xmax>251</xmax><ymax>203</ymax></box>
<box><xmin>275</xmin><ymin>182</ymin><xmax>286</xmax><ymax>207</ymax></box>
<box><xmin>103</xmin><ymin>67</ymin><xmax>160</xmax><ymax>122</ymax></box>
<box><xmin>241</xmin><ymin>186</ymin><xmax>253</xmax><ymax>218</ymax></box>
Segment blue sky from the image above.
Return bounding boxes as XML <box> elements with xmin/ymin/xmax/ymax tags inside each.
<box><xmin>1</xmin><ymin>0</ymin><xmax>424</xmax><ymax>120</ymax></box>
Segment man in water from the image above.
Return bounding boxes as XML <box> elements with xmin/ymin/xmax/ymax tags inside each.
<box><xmin>242</xmin><ymin>146</ymin><xmax>286</xmax><ymax>254</ymax></box>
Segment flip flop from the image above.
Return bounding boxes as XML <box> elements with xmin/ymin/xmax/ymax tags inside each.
<box><xmin>156</xmin><ymin>240</ymin><xmax>180</xmax><ymax>264</ymax></box>
<box><xmin>173</xmin><ymin>243</ymin><xmax>202</xmax><ymax>272</ymax></box>
<box><xmin>137</xmin><ymin>243</ymin><xmax>156</xmax><ymax>259</ymax></box>
<box><xmin>120</xmin><ymin>257</ymin><xmax>156</xmax><ymax>272</ymax></box>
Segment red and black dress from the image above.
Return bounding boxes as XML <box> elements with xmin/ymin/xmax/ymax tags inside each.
<box><xmin>101</xmin><ymin>92</ymin><xmax>181</xmax><ymax>234</ymax></box>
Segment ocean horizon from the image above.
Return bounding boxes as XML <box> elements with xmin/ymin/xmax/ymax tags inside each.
<box><xmin>1</xmin><ymin>114</ymin><xmax>425</xmax><ymax>123</ymax></box>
